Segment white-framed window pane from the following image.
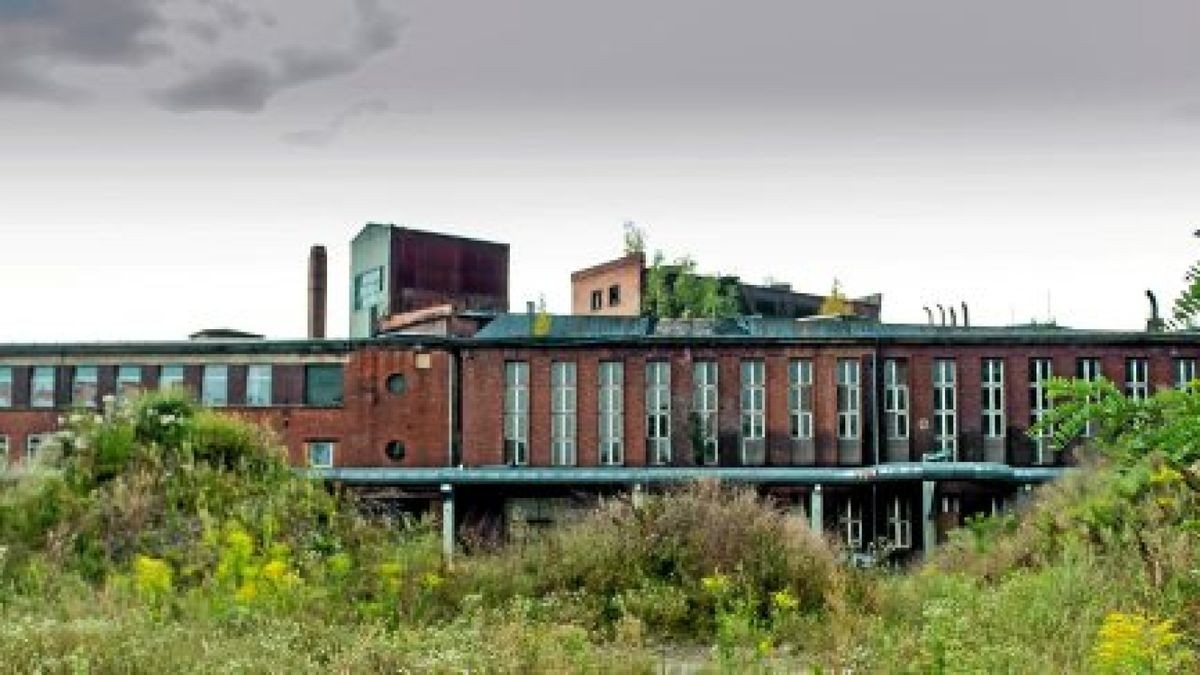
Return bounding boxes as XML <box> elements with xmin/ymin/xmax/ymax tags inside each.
<box><xmin>202</xmin><ymin>365</ymin><xmax>229</xmax><ymax>407</ymax></box>
<box><xmin>1173</xmin><ymin>358</ymin><xmax>1197</xmax><ymax>390</ymax></box>
<box><xmin>884</xmin><ymin>359</ymin><xmax>909</xmax><ymax>441</ymax></box>
<box><xmin>504</xmin><ymin>362</ymin><xmax>530</xmax><ymax>465</ymax></box>
<box><xmin>1029</xmin><ymin>358</ymin><xmax>1053</xmax><ymax>463</ymax></box>
<box><xmin>646</xmin><ymin>361</ymin><xmax>671</xmax><ymax>465</ymax></box>
<box><xmin>693</xmin><ymin>361</ymin><xmax>719</xmax><ymax>465</ymax></box>
<box><xmin>887</xmin><ymin>496</ymin><xmax>912</xmax><ymax>550</ymax></box>
<box><xmin>72</xmin><ymin>366</ymin><xmax>99</xmax><ymax>408</ymax></box>
<box><xmin>551</xmin><ymin>361</ymin><xmax>577</xmax><ymax>466</ymax></box>
<box><xmin>31</xmin><ymin>367</ymin><xmax>56</xmax><ymax>409</ymax></box>
<box><xmin>1125</xmin><ymin>358</ymin><xmax>1149</xmax><ymax>401</ymax></box>
<box><xmin>306</xmin><ymin>440</ymin><xmax>335</xmax><ymax>468</ymax></box>
<box><xmin>982</xmin><ymin>358</ymin><xmax>1005</xmax><ymax>439</ymax></box>
<box><xmin>246</xmin><ymin>365</ymin><xmax>273</xmax><ymax>407</ymax></box>
<box><xmin>0</xmin><ymin>367</ymin><xmax>12</xmax><ymax>408</ymax></box>
<box><xmin>933</xmin><ymin>359</ymin><xmax>957</xmax><ymax>458</ymax></box>
<box><xmin>599</xmin><ymin>361</ymin><xmax>624</xmax><ymax>465</ymax></box>
<box><xmin>836</xmin><ymin>358</ymin><xmax>860</xmax><ymax>441</ymax></box>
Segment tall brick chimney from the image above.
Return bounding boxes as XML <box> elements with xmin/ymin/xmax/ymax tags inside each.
<box><xmin>308</xmin><ymin>245</ymin><xmax>328</xmax><ymax>339</ymax></box>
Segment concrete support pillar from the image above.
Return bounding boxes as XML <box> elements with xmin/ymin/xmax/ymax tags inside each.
<box><xmin>632</xmin><ymin>483</ymin><xmax>646</xmax><ymax>509</ymax></box>
<box><xmin>922</xmin><ymin>480</ymin><xmax>937</xmax><ymax>557</ymax></box>
<box><xmin>440</xmin><ymin>483</ymin><xmax>455</xmax><ymax>564</ymax></box>
<box><xmin>809</xmin><ymin>484</ymin><xmax>824</xmax><ymax>533</ymax></box>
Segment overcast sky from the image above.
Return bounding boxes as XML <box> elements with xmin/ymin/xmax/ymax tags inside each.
<box><xmin>2</xmin><ymin>0</ymin><xmax>1200</xmax><ymax>341</ymax></box>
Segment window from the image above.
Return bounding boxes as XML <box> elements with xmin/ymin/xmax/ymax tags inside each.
<box><xmin>883</xmin><ymin>359</ymin><xmax>909</xmax><ymax>441</ymax></box>
<box><xmin>202</xmin><ymin>365</ymin><xmax>229</xmax><ymax>407</ymax></box>
<box><xmin>788</xmin><ymin>359</ymin><xmax>814</xmax><ymax>440</ymax></box>
<box><xmin>598</xmin><ymin>361</ymin><xmax>624</xmax><ymax>465</ymax></box>
<box><xmin>933</xmin><ymin>359</ymin><xmax>957</xmax><ymax>459</ymax></box>
<box><xmin>693</xmin><ymin>361</ymin><xmax>719</xmax><ymax>465</ymax></box>
<box><xmin>608</xmin><ymin>284</ymin><xmax>621</xmax><ymax>306</ymax></box>
<box><xmin>504</xmin><ymin>362</ymin><xmax>530</xmax><ymax>466</ymax></box>
<box><xmin>0</xmin><ymin>367</ymin><xmax>11</xmax><ymax>408</ymax></box>
<box><xmin>839</xmin><ymin>498</ymin><xmax>863</xmax><ymax>550</ymax></box>
<box><xmin>1076</xmin><ymin>358</ymin><xmax>1101</xmax><ymax>437</ymax></box>
<box><xmin>551</xmin><ymin>362</ymin><xmax>576</xmax><ymax>466</ymax></box>
<box><xmin>304</xmin><ymin>365</ymin><xmax>344</xmax><ymax>406</ymax></box>
<box><xmin>116</xmin><ymin>366</ymin><xmax>142</xmax><ymax>403</ymax></box>
<box><xmin>1174</xmin><ymin>358</ymin><xmax>1197</xmax><ymax>390</ymax></box>
<box><xmin>31</xmin><ymin>367</ymin><xmax>55</xmax><ymax>409</ymax></box>
<box><xmin>981</xmin><ymin>358</ymin><xmax>1005</xmax><ymax>439</ymax></box>
<box><xmin>306</xmin><ymin>440</ymin><xmax>335</xmax><ymax>468</ymax></box>
<box><xmin>646</xmin><ymin>361</ymin><xmax>671</xmax><ymax>465</ymax></box>
<box><xmin>0</xmin><ymin>435</ymin><xmax>8</xmax><ymax>467</ymax></box>
<box><xmin>72</xmin><ymin>366</ymin><xmax>98</xmax><ymax>408</ymax></box>
<box><xmin>1125</xmin><ymin>358</ymin><xmax>1149</xmax><ymax>401</ymax></box>
<box><xmin>590</xmin><ymin>290</ymin><xmax>603</xmax><ymax>312</ymax></box>
<box><xmin>887</xmin><ymin>497</ymin><xmax>912</xmax><ymax>550</ymax></box>
<box><xmin>1029</xmin><ymin>358</ymin><xmax>1053</xmax><ymax>464</ymax></box>
<box><xmin>159</xmin><ymin>365</ymin><xmax>185</xmax><ymax>392</ymax></box>
<box><xmin>740</xmin><ymin>360</ymin><xmax>765</xmax><ymax>464</ymax></box>
<box><xmin>836</xmin><ymin>359</ymin><xmax>860</xmax><ymax>441</ymax></box>
<box><xmin>26</xmin><ymin>434</ymin><xmax>48</xmax><ymax>463</ymax></box>
<box><xmin>246</xmin><ymin>365</ymin><xmax>273</xmax><ymax>407</ymax></box>
<box><xmin>354</xmin><ymin>267</ymin><xmax>384</xmax><ymax>311</ymax></box>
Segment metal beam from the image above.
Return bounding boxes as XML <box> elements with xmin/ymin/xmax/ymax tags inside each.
<box><xmin>310</xmin><ymin>462</ymin><xmax>1068</xmax><ymax>487</ymax></box>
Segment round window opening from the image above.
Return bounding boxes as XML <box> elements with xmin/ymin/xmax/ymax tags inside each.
<box><xmin>385</xmin><ymin>440</ymin><xmax>406</xmax><ymax>462</ymax></box>
<box><xmin>385</xmin><ymin>374</ymin><xmax>407</xmax><ymax>395</ymax></box>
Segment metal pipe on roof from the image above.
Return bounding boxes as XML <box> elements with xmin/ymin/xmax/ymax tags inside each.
<box><xmin>923</xmin><ymin>306</ymin><xmax>934</xmax><ymax>325</ymax></box>
<box><xmin>948</xmin><ymin>306</ymin><xmax>958</xmax><ymax>327</ymax></box>
<box><xmin>937</xmin><ymin>304</ymin><xmax>946</xmax><ymax>326</ymax></box>
<box><xmin>961</xmin><ymin>302</ymin><xmax>970</xmax><ymax>328</ymax></box>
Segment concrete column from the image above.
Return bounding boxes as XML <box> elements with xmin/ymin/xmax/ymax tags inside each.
<box><xmin>809</xmin><ymin>484</ymin><xmax>824</xmax><ymax>533</ymax></box>
<box><xmin>922</xmin><ymin>480</ymin><xmax>936</xmax><ymax>557</ymax></box>
<box><xmin>440</xmin><ymin>483</ymin><xmax>455</xmax><ymax>564</ymax></box>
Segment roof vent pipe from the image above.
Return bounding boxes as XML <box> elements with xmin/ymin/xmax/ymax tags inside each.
<box><xmin>949</xmin><ymin>306</ymin><xmax>958</xmax><ymax>327</ymax></box>
<box><xmin>923</xmin><ymin>306</ymin><xmax>934</xmax><ymax>325</ymax></box>
<box><xmin>961</xmin><ymin>302</ymin><xmax>970</xmax><ymax>328</ymax></box>
<box><xmin>1146</xmin><ymin>290</ymin><xmax>1166</xmax><ymax>332</ymax></box>
<box><xmin>937</xmin><ymin>304</ymin><xmax>946</xmax><ymax>326</ymax></box>
<box><xmin>307</xmin><ymin>245</ymin><xmax>328</xmax><ymax>339</ymax></box>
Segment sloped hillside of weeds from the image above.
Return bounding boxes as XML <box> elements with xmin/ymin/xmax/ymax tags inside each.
<box><xmin>4</xmin><ymin>381</ymin><xmax>1200</xmax><ymax>673</ymax></box>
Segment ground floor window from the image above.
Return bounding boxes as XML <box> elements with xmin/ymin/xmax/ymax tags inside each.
<box><xmin>306</xmin><ymin>440</ymin><xmax>336</xmax><ymax>469</ymax></box>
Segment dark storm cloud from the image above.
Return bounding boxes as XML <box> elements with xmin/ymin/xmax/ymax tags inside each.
<box><xmin>153</xmin><ymin>0</ymin><xmax>405</xmax><ymax>112</ymax></box>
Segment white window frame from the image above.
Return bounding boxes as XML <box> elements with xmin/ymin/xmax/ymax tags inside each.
<box><xmin>693</xmin><ymin>361</ymin><xmax>719</xmax><ymax>465</ymax></box>
<box><xmin>836</xmin><ymin>359</ymin><xmax>861</xmax><ymax>441</ymax></box>
<box><xmin>1077</xmin><ymin>358</ymin><xmax>1101</xmax><ymax>437</ymax></box>
<box><xmin>788</xmin><ymin>359</ymin><xmax>813</xmax><ymax>440</ymax></box>
<box><xmin>202</xmin><ymin>365</ymin><xmax>229</xmax><ymax>407</ymax></box>
<box><xmin>26</xmin><ymin>433</ymin><xmax>49</xmax><ymax>464</ymax></box>
<box><xmin>504</xmin><ymin>362</ymin><xmax>530</xmax><ymax>466</ymax></box>
<box><xmin>551</xmin><ymin>362</ymin><xmax>577</xmax><ymax>466</ymax></box>
<box><xmin>981</xmin><ymin>358</ymin><xmax>1005</xmax><ymax>439</ymax></box>
<box><xmin>31</xmin><ymin>367</ymin><xmax>56</xmax><ymax>409</ymax></box>
<box><xmin>1173</xmin><ymin>358</ymin><xmax>1197</xmax><ymax>391</ymax></box>
<box><xmin>840</xmin><ymin>498</ymin><xmax>863</xmax><ymax>550</ymax></box>
<box><xmin>0</xmin><ymin>367</ymin><xmax>12</xmax><ymax>408</ymax></box>
<box><xmin>159</xmin><ymin>365</ymin><xmax>185</xmax><ymax>392</ymax></box>
<box><xmin>1029</xmin><ymin>358</ymin><xmax>1053</xmax><ymax>464</ymax></box>
<box><xmin>887</xmin><ymin>496</ymin><xmax>912</xmax><ymax>550</ymax></box>
<box><xmin>71</xmin><ymin>366</ymin><xmax>99</xmax><ymax>408</ymax></box>
<box><xmin>933</xmin><ymin>359</ymin><xmax>957</xmax><ymax>460</ymax></box>
<box><xmin>598</xmin><ymin>361</ymin><xmax>624</xmax><ymax>466</ymax></box>
<box><xmin>646</xmin><ymin>361</ymin><xmax>671</xmax><ymax>465</ymax></box>
<box><xmin>740</xmin><ymin>359</ymin><xmax>766</xmax><ymax>463</ymax></box>
<box><xmin>246</xmin><ymin>365</ymin><xmax>273</xmax><ymax>407</ymax></box>
<box><xmin>306</xmin><ymin>440</ymin><xmax>335</xmax><ymax>469</ymax></box>
<box><xmin>883</xmin><ymin>359</ymin><xmax>909</xmax><ymax>441</ymax></box>
<box><xmin>1125</xmin><ymin>358</ymin><xmax>1149</xmax><ymax>401</ymax></box>
<box><xmin>0</xmin><ymin>435</ymin><xmax>8</xmax><ymax>468</ymax></box>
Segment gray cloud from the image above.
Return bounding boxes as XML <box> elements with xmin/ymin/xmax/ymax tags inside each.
<box><xmin>0</xmin><ymin>0</ymin><xmax>167</xmax><ymax>99</ymax></box>
<box><xmin>153</xmin><ymin>0</ymin><xmax>405</xmax><ymax>112</ymax></box>
<box><xmin>282</xmin><ymin>98</ymin><xmax>391</xmax><ymax>147</ymax></box>
<box><xmin>154</xmin><ymin>59</ymin><xmax>275</xmax><ymax>113</ymax></box>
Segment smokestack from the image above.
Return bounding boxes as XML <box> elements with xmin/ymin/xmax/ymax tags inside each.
<box><xmin>308</xmin><ymin>245</ymin><xmax>328</xmax><ymax>339</ymax></box>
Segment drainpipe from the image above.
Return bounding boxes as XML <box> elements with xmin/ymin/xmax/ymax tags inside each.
<box><xmin>870</xmin><ymin>340</ymin><xmax>882</xmax><ymax>546</ymax></box>
<box><xmin>448</xmin><ymin>350</ymin><xmax>460</xmax><ymax>466</ymax></box>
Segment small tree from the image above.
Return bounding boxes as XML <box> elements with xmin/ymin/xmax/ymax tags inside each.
<box><xmin>642</xmin><ymin>253</ymin><xmax>740</xmax><ymax>319</ymax></box>
<box><xmin>623</xmin><ymin>221</ymin><xmax>646</xmax><ymax>255</ymax></box>
<box><xmin>818</xmin><ymin>279</ymin><xmax>853</xmax><ymax>316</ymax></box>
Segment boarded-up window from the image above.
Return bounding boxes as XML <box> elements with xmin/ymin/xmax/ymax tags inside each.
<box><xmin>305</xmin><ymin>365</ymin><xmax>345</xmax><ymax>406</ymax></box>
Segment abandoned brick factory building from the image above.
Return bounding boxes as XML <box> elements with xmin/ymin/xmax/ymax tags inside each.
<box><xmin>2</xmin><ymin>223</ymin><xmax>1197</xmax><ymax>561</ymax></box>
